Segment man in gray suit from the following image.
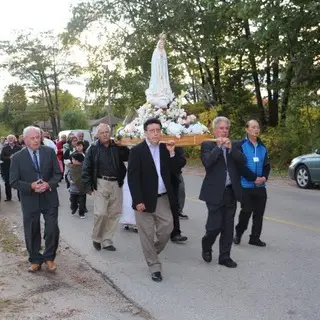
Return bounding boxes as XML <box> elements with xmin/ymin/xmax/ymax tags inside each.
<box><xmin>10</xmin><ymin>126</ymin><xmax>61</xmax><ymax>272</ymax></box>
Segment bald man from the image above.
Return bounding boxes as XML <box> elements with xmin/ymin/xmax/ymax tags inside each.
<box><xmin>82</xmin><ymin>124</ymin><xmax>129</xmax><ymax>251</ymax></box>
<box><xmin>1</xmin><ymin>134</ymin><xmax>21</xmax><ymax>201</ymax></box>
<box><xmin>234</xmin><ymin>120</ymin><xmax>270</xmax><ymax>247</ymax></box>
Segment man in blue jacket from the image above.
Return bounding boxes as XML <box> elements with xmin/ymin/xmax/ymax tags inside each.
<box><xmin>234</xmin><ymin>120</ymin><xmax>270</xmax><ymax>247</ymax></box>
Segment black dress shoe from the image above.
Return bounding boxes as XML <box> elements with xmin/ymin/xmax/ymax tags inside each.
<box><xmin>202</xmin><ymin>251</ymin><xmax>212</xmax><ymax>263</ymax></box>
<box><xmin>178</xmin><ymin>213</ymin><xmax>189</xmax><ymax>220</ymax></box>
<box><xmin>249</xmin><ymin>238</ymin><xmax>266</xmax><ymax>247</ymax></box>
<box><xmin>219</xmin><ymin>258</ymin><xmax>237</xmax><ymax>268</ymax></box>
<box><xmin>233</xmin><ymin>234</ymin><xmax>241</xmax><ymax>245</ymax></box>
<box><xmin>151</xmin><ymin>271</ymin><xmax>163</xmax><ymax>282</ymax></box>
<box><xmin>171</xmin><ymin>234</ymin><xmax>188</xmax><ymax>242</ymax></box>
<box><xmin>103</xmin><ymin>245</ymin><xmax>116</xmax><ymax>251</ymax></box>
<box><xmin>93</xmin><ymin>241</ymin><xmax>101</xmax><ymax>250</ymax></box>
<box><xmin>4</xmin><ymin>199</ymin><xmax>12</xmax><ymax>202</ymax></box>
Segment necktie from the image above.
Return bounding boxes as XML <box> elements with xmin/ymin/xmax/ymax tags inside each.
<box><xmin>33</xmin><ymin>151</ymin><xmax>41</xmax><ymax>179</ymax></box>
<box><xmin>222</xmin><ymin>147</ymin><xmax>231</xmax><ymax>186</ymax></box>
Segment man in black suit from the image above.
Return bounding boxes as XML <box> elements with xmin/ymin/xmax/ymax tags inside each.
<box><xmin>199</xmin><ymin>116</ymin><xmax>245</xmax><ymax>268</ymax></box>
<box><xmin>10</xmin><ymin>126</ymin><xmax>62</xmax><ymax>272</ymax></box>
<box><xmin>128</xmin><ymin>118</ymin><xmax>180</xmax><ymax>282</ymax></box>
<box><xmin>1</xmin><ymin>134</ymin><xmax>22</xmax><ymax>201</ymax></box>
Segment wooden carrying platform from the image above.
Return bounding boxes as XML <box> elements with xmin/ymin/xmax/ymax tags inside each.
<box><xmin>118</xmin><ymin>134</ymin><xmax>213</xmax><ymax>146</ymax></box>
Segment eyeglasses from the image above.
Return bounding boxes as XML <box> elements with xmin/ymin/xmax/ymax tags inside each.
<box><xmin>147</xmin><ymin>129</ymin><xmax>162</xmax><ymax>134</ymax></box>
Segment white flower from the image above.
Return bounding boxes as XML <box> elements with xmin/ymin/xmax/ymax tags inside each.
<box><xmin>190</xmin><ymin>123</ymin><xmax>204</xmax><ymax>134</ymax></box>
<box><xmin>167</xmin><ymin>122</ymin><xmax>183</xmax><ymax>135</ymax></box>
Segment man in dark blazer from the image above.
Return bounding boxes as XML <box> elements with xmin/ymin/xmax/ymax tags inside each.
<box><xmin>199</xmin><ymin>116</ymin><xmax>245</xmax><ymax>268</ymax></box>
<box><xmin>10</xmin><ymin>126</ymin><xmax>61</xmax><ymax>273</ymax></box>
<box><xmin>1</xmin><ymin>134</ymin><xmax>21</xmax><ymax>201</ymax></box>
<box><xmin>128</xmin><ymin>118</ymin><xmax>180</xmax><ymax>282</ymax></box>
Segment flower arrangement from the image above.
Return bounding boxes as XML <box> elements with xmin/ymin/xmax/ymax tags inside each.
<box><xmin>117</xmin><ymin>91</ymin><xmax>209</xmax><ymax>139</ymax></box>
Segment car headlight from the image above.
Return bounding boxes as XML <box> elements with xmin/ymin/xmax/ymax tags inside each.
<box><xmin>289</xmin><ymin>158</ymin><xmax>300</xmax><ymax>167</ymax></box>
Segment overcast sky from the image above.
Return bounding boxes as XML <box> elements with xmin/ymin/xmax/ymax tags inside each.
<box><xmin>0</xmin><ymin>0</ymin><xmax>84</xmax><ymax>99</ymax></box>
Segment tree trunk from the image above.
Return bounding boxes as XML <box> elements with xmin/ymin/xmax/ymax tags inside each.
<box><xmin>266</xmin><ymin>54</ymin><xmax>273</xmax><ymax>125</ymax></box>
<box><xmin>271</xmin><ymin>58</ymin><xmax>279</xmax><ymax>126</ymax></box>
<box><xmin>196</xmin><ymin>57</ymin><xmax>206</xmax><ymax>88</ymax></box>
<box><xmin>53</xmin><ymin>71</ymin><xmax>61</xmax><ymax>132</ymax></box>
<box><xmin>213</xmin><ymin>54</ymin><xmax>222</xmax><ymax>104</ymax></box>
<box><xmin>280</xmin><ymin>61</ymin><xmax>294</xmax><ymax>125</ymax></box>
<box><xmin>244</xmin><ymin>19</ymin><xmax>266</xmax><ymax>125</ymax></box>
<box><xmin>40</xmin><ymin>70</ymin><xmax>58</xmax><ymax>135</ymax></box>
<box><xmin>203</xmin><ymin>63</ymin><xmax>217</xmax><ymax>105</ymax></box>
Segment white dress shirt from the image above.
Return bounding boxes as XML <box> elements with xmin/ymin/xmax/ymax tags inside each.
<box><xmin>146</xmin><ymin>139</ymin><xmax>167</xmax><ymax>194</ymax></box>
<box><xmin>43</xmin><ymin>138</ymin><xmax>58</xmax><ymax>154</ymax></box>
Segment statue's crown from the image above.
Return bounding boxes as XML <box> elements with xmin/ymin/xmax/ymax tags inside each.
<box><xmin>159</xmin><ymin>32</ymin><xmax>166</xmax><ymax>40</ymax></box>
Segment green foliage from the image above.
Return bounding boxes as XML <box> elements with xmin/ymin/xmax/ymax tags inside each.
<box><xmin>58</xmin><ymin>90</ymin><xmax>82</xmax><ymax>113</ymax></box>
<box><xmin>184</xmin><ymin>102</ymin><xmax>207</xmax><ymax>116</ymax></box>
<box><xmin>184</xmin><ymin>146</ymin><xmax>201</xmax><ymax>159</ymax></box>
<box><xmin>61</xmin><ymin>109</ymin><xmax>89</xmax><ymax>130</ymax></box>
<box><xmin>0</xmin><ymin>123</ymin><xmax>10</xmax><ymax>137</ymax></box>
<box><xmin>198</xmin><ymin>109</ymin><xmax>218</xmax><ymax>130</ymax></box>
<box><xmin>2</xmin><ymin>84</ymin><xmax>28</xmax><ymax>134</ymax></box>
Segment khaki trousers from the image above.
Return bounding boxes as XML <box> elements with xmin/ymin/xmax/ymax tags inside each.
<box><xmin>135</xmin><ymin>195</ymin><xmax>173</xmax><ymax>274</ymax></box>
<box><xmin>92</xmin><ymin>179</ymin><xmax>122</xmax><ymax>247</ymax></box>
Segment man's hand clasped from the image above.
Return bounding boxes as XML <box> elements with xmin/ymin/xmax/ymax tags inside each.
<box><xmin>31</xmin><ymin>180</ymin><xmax>51</xmax><ymax>193</ymax></box>
<box><xmin>255</xmin><ymin>176</ymin><xmax>266</xmax><ymax>185</ymax></box>
<box><xmin>216</xmin><ymin>137</ymin><xmax>232</xmax><ymax>149</ymax></box>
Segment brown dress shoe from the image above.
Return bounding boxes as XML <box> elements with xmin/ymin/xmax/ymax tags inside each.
<box><xmin>45</xmin><ymin>260</ymin><xmax>57</xmax><ymax>272</ymax></box>
<box><xmin>28</xmin><ymin>263</ymin><xmax>41</xmax><ymax>272</ymax></box>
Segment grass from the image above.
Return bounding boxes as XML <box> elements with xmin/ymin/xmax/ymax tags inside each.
<box><xmin>0</xmin><ymin>219</ymin><xmax>21</xmax><ymax>254</ymax></box>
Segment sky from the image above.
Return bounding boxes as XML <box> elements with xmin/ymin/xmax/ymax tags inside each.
<box><xmin>0</xmin><ymin>0</ymin><xmax>84</xmax><ymax>99</ymax></box>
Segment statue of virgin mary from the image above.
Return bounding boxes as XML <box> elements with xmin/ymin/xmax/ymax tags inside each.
<box><xmin>145</xmin><ymin>33</ymin><xmax>174</xmax><ymax>109</ymax></box>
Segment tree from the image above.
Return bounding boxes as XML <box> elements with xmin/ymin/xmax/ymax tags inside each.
<box><xmin>2</xmin><ymin>84</ymin><xmax>28</xmax><ymax>133</ymax></box>
<box><xmin>0</xmin><ymin>31</ymin><xmax>82</xmax><ymax>135</ymax></box>
<box><xmin>61</xmin><ymin>109</ymin><xmax>88</xmax><ymax>130</ymax></box>
<box><xmin>65</xmin><ymin>0</ymin><xmax>319</xmax><ymax>129</ymax></box>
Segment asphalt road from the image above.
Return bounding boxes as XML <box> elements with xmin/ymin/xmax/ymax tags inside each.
<box><xmin>57</xmin><ymin>174</ymin><xmax>320</xmax><ymax>320</ymax></box>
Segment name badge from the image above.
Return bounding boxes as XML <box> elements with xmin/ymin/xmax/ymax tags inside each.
<box><xmin>253</xmin><ymin>157</ymin><xmax>259</xmax><ymax>163</ymax></box>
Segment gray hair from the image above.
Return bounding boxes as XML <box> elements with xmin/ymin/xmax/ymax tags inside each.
<box><xmin>23</xmin><ymin>126</ymin><xmax>41</xmax><ymax>137</ymax></box>
<box><xmin>212</xmin><ymin>116</ymin><xmax>230</xmax><ymax>129</ymax></box>
<box><xmin>7</xmin><ymin>134</ymin><xmax>16</xmax><ymax>140</ymax></box>
<box><xmin>97</xmin><ymin>123</ymin><xmax>111</xmax><ymax>133</ymax></box>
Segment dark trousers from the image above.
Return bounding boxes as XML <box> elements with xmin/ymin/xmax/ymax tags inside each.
<box><xmin>235</xmin><ymin>187</ymin><xmax>267</xmax><ymax>240</ymax></box>
<box><xmin>70</xmin><ymin>193</ymin><xmax>86</xmax><ymax>216</ymax></box>
<box><xmin>23</xmin><ymin>207</ymin><xmax>60</xmax><ymax>264</ymax></box>
<box><xmin>177</xmin><ymin>174</ymin><xmax>186</xmax><ymax>214</ymax></box>
<box><xmin>171</xmin><ymin>182</ymin><xmax>182</xmax><ymax>238</ymax></box>
<box><xmin>5</xmin><ymin>179</ymin><xmax>12</xmax><ymax>200</ymax></box>
<box><xmin>202</xmin><ymin>187</ymin><xmax>237</xmax><ymax>262</ymax></box>
<box><xmin>2</xmin><ymin>173</ymin><xmax>17</xmax><ymax>201</ymax></box>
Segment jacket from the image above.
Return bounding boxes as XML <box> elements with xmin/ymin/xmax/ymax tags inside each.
<box><xmin>238</xmin><ymin>136</ymin><xmax>270</xmax><ymax>188</ymax></box>
<box><xmin>128</xmin><ymin>140</ymin><xmax>180</xmax><ymax>213</ymax></box>
<box><xmin>68</xmin><ymin>164</ymin><xmax>85</xmax><ymax>194</ymax></box>
<box><xmin>82</xmin><ymin>139</ymin><xmax>130</xmax><ymax>191</ymax></box>
<box><xmin>199</xmin><ymin>141</ymin><xmax>245</xmax><ymax>204</ymax></box>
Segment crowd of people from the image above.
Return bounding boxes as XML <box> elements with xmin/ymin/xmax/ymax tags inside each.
<box><xmin>1</xmin><ymin>116</ymin><xmax>270</xmax><ymax>283</ymax></box>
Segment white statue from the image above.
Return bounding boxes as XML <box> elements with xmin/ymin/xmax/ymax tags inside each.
<box><xmin>145</xmin><ymin>33</ymin><xmax>174</xmax><ymax>109</ymax></box>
